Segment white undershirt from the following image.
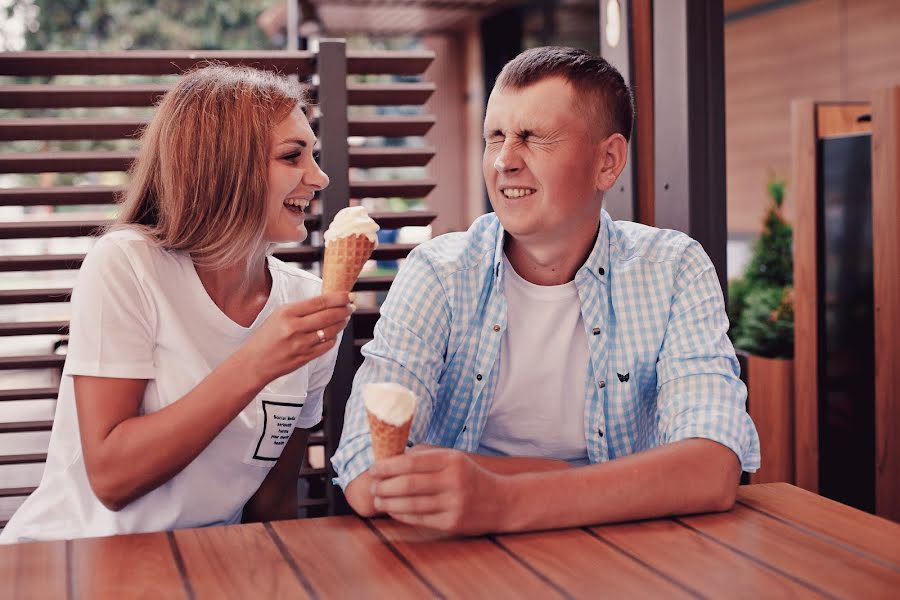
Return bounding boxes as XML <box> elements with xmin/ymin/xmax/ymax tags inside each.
<box><xmin>477</xmin><ymin>254</ymin><xmax>590</xmax><ymax>465</ymax></box>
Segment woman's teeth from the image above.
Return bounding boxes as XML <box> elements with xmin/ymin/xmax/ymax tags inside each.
<box><xmin>502</xmin><ymin>188</ymin><xmax>535</xmax><ymax>199</ymax></box>
<box><xmin>284</xmin><ymin>198</ymin><xmax>310</xmax><ymax>211</ymax></box>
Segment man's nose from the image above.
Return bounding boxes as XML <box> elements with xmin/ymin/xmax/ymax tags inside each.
<box><xmin>306</xmin><ymin>162</ymin><xmax>330</xmax><ymax>191</ymax></box>
<box><xmin>494</xmin><ymin>140</ymin><xmax>522</xmax><ymax>173</ymax></box>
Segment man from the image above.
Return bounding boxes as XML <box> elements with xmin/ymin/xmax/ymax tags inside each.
<box><xmin>332</xmin><ymin>47</ymin><xmax>759</xmax><ymax>535</ymax></box>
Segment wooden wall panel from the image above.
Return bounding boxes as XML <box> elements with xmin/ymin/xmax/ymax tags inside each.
<box><xmin>725</xmin><ymin>0</ymin><xmax>900</xmax><ymax>235</ymax></box>
<box><xmin>871</xmin><ymin>86</ymin><xmax>900</xmax><ymax>522</ymax></box>
<box><xmin>725</xmin><ymin>0</ymin><xmax>842</xmax><ymax>234</ymax></box>
<box><xmin>747</xmin><ymin>355</ymin><xmax>794</xmax><ymax>484</ymax></box>
<box><xmin>790</xmin><ymin>99</ymin><xmax>818</xmax><ymax>493</ymax></box>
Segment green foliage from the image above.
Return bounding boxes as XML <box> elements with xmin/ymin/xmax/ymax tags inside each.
<box><xmin>9</xmin><ymin>0</ymin><xmax>276</xmax><ymax>51</ymax></box>
<box><xmin>728</xmin><ymin>178</ymin><xmax>794</xmax><ymax>359</ymax></box>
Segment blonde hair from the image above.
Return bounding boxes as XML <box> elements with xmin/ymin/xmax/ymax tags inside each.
<box><xmin>116</xmin><ymin>64</ymin><xmax>308</xmax><ymax>270</ymax></box>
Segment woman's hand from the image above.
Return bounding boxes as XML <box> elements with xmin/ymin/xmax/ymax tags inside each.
<box><xmin>239</xmin><ymin>292</ymin><xmax>353</xmax><ymax>386</ymax></box>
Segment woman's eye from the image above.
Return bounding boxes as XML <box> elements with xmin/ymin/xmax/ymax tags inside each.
<box><xmin>282</xmin><ymin>152</ymin><xmax>301</xmax><ymax>163</ymax></box>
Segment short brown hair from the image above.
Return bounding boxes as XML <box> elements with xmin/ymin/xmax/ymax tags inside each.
<box><xmin>495</xmin><ymin>46</ymin><xmax>634</xmax><ymax>142</ymax></box>
<box><xmin>116</xmin><ymin>64</ymin><xmax>308</xmax><ymax>270</ymax></box>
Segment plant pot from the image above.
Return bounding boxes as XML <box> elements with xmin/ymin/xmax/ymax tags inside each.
<box><xmin>740</xmin><ymin>353</ymin><xmax>795</xmax><ymax>484</ymax></box>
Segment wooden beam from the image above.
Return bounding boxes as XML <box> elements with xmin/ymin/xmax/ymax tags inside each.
<box><xmin>791</xmin><ymin>99</ymin><xmax>818</xmax><ymax>492</ymax></box>
<box><xmin>871</xmin><ymin>86</ymin><xmax>900</xmax><ymax>522</ymax></box>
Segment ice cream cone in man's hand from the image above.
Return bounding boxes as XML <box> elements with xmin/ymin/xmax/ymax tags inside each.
<box><xmin>321</xmin><ymin>206</ymin><xmax>379</xmax><ymax>293</ymax></box>
<box><xmin>363</xmin><ymin>383</ymin><xmax>417</xmax><ymax>460</ymax></box>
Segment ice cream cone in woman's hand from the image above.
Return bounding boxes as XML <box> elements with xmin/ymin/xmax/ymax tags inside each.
<box><xmin>321</xmin><ymin>206</ymin><xmax>379</xmax><ymax>293</ymax></box>
<box><xmin>363</xmin><ymin>383</ymin><xmax>417</xmax><ymax>460</ymax></box>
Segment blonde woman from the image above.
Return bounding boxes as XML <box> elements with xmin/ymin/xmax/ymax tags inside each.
<box><xmin>0</xmin><ymin>65</ymin><xmax>352</xmax><ymax>543</ymax></box>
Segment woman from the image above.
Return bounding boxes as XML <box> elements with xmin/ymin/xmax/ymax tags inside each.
<box><xmin>0</xmin><ymin>65</ymin><xmax>352</xmax><ymax>542</ymax></box>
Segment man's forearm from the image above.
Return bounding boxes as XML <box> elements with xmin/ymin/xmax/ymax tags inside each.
<box><xmin>468</xmin><ymin>453</ymin><xmax>573</xmax><ymax>475</ymax></box>
<box><xmin>498</xmin><ymin>438</ymin><xmax>741</xmax><ymax>533</ymax></box>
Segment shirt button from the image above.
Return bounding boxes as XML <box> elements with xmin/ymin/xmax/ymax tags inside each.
<box><xmin>598</xmin><ymin>267</ymin><xmax>605</xmax><ymax>275</ymax></box>
<box><xmin>463</xmin><ymin>425</ymin><xmax>468</xmax><ymax>432</ymax></box>
<box><xmin>592</xmin><ymin>327</ymin><xmax>601</xmax><ymax>335</ymax></box>
<box><xmin>598</xmin><ymin>380</ymin><xmax>606</xmax><ymax>389</ymax></box>
<box><xmin>598</xmin><ymin>428</ymin><xmax>604</xmax><ymax>437</ymax></box>
<box><xmin>493</xmin><ymin>324</ymin><xmax>501</xmax><ymax>332</ymax></box>
<box><xmin>476</xmin><ymin>373</ymin><xmax>483</xmax><ymax>381</ymax></box>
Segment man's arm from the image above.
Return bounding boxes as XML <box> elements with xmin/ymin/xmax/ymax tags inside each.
<box><xmin>368</xmin><ymin>438</ymin><xmax>739</xmax><ymax>535</ymax></box>
<box><xmin>346</xmin><ymin>447</ymin><xmax>571</xmax><ymax>517</ymax></box>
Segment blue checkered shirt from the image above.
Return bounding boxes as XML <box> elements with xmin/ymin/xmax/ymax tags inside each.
<box><xmin>332</xmin><ymin>210</ymin><xmax>760</xmax><ymax>489</ymax></box>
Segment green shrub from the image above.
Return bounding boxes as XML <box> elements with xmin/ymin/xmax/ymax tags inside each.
<box><xmin>728</xmin><ymin>179</ymin><xmax>794</xmax><ymax>359</ymax></box>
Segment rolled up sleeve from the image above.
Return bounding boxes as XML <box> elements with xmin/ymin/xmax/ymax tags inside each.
<box><xmin>656</xmin><ymin>241</ymin><xmax>761</xmax><ymax>472</ymax></box>
<box><xmin>331</xmin><ymin>246</ymin><xmax>451</xmax><ymax>489</ymax></box>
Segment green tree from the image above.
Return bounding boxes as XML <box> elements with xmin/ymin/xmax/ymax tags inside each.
<box><xmin>728</xmin><ymin>179</ymin><xmax>794</xmax><ymax>359</ymax></box>
<box><xmin>6</xmin><ymin>0</ymin><xmax>276</xmax><ymax>51</ymax></box>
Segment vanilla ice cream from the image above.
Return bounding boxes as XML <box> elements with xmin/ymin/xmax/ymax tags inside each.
<box><xmin>362</xmin><ymin>382</ymin><xmax>417</xmax><ymax>425</ymax></box>
<box><xmin>323</xmin><ymin>206</ymin><xmax>379</xmax><ymax>246</ymax></box>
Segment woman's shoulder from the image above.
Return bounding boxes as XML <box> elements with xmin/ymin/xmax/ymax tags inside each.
<box><xmin>267</xmin><ymin>254</ymin><xmax>323</xmax><ymax>297</ymax></box>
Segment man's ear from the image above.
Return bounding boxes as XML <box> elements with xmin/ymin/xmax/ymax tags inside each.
<box><xmin>594</xmin><ymin>133</ymin><xmax>629</xmax><ymax>192</ymax></box>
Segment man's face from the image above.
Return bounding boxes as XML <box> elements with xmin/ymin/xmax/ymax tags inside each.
<box><xmin>482</xmin><ymin>77</ymin><xmax>604</xmax><ymax>245</ymax></box>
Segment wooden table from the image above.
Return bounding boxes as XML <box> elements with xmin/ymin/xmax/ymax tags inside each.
<box><xmin>2</xmin><ymin>483</ymin><xmax>898</xmax><ymax>599</ymax></box>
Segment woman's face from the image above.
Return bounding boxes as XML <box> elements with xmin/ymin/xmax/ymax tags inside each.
<box><xmin>265</xmin><ymin>107</ymin><xmax>329</xmax><ymax>243</ymax></box>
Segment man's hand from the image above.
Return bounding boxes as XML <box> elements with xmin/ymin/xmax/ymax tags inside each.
<box><xmin>368</xmin><ymin>448</ymin><xmax>508</xmax><ymax>535</ymax></box>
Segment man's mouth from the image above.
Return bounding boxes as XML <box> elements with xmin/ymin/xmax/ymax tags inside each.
<box><xmin>501</xmin><ymin>187</ymin><xmax>536</xmax><ymax>199</ymax></box>
<box><xmin>283</xmin><ymin>197</ymin><xmax>311</xmax><ymax>214</ymax></box>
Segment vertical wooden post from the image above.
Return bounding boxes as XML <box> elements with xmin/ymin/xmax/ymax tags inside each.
<box><xmin>790</xmin><ymin>99</ymin><xmax>819</xmax><ymax>493</ymax></box>
<box><xmin>871</xmin><ymin>86</ymin><xmax>900</xmax><ymax>522</ymax></box>
<box><xmin>316</xmin><ymin>38</ymin><xmax>353</xmax><ymax>515</ymax></box>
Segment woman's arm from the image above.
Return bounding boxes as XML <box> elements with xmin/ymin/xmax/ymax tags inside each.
<box><xmin>75</xmin><ymin>295</ymin><xmax>350</xmax><ymax>512</ymax></box>
<box><xmin>243</xmin><ymin>427</ymin><xmax>310</xmax><ymax>522</ymax></box>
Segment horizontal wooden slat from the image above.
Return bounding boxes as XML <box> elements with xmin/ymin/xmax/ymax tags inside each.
<box><xmin>0</xmin><ymin>115</ymin><xmax>434</xmax><ymax>141</ymax></box>
<box><xmin>348</xmin><ymin>116</ymin><xmax>435</xmax><ymax>137</ymax></box>
<box><xmin>0</xmin><ymin>453</ymin><xmax>47</xmax><ymax>466</ymax></box>
<box><xmin>0</xmin><ymin>82</ymin><xmax>431</xmax><ymax>109</ymax></box>
<box><xmin>346</xmin><ymin>51</ymin><xmax>433</xmax><ymax>75</ymax></box>
<box><xmin>347</xmin><ymin>82</ymin><xmax>434</xmax><ymax>106</ymax></box>
<box><xmin>0</xmin><ymin>51</ymin><xmax>314</xmax><ymax>76</ymax></box>
<box><xmin>0</xmin><ymin>388</ymin><xmax>59</xmax><ymax>402</ymax></box>
<box><xmin>0</xmin><ymin>185</ymin><xmax>124</xmax><ymax>206</ymax></box>
<box><xmin>0</xmin><ymin>421</ymin><xmax>53</xmax><ymax>434</ymax></box>
<box><xmin>0</xmin><ymin>84</ymin><xmax>170</xmax><ymax>108</ymax></box>
<box><xmin>0</xmin><ymin>151</ymin><xmax>136</xmax><ymax>174</ymax></box>
<box><xmin>0</xmin><ymin>220</ymin><xmax>106</xmax><ymax>239</ymax></box>
<box><xmin>353</xmin><ymin>276</ymin><xmax>395</xmax><ymax>292</ymax></box>
<box><xmin>0</xmin><ymin>211</ymin><xmax>434</xmax><ymax>240</ymax></box>
<box><xmin>0</xmin><ymin>321</ymin><xmax>68</xmax><ymax>337</ymax></box>
<box><xmin>0</xmin><ymin>355</ymin><xmax>64</xmax><ymax>370</ymax></box>
<box><xmin>0</xmin><ymin>149</ymin><xmax>433</xmax><ymax>174</ymax></box>
<box><xmin>352</xmin><ymin>180</ymin><xmax>435</xmax><ymax>199</ymax></box>
<box><xmin>0</xmin><ymin>288</ymin><xmax>71</xmax><ymax>304</ymax></box>
<box><xmin>0</xmin><ymin>243</ymin><xmax>415</xmax><ymax>272</ymax></box>
<box><xmin>0</xmin><ymin>183</ymin><xmax>435</xmax><ymax>207</ymax></box>
<box><xmin>349</xmin><ymin>147</ymin><xmax>434</xmax><ymax>168</ymax></box>
<box><xmin>0</xmin><ymin>486</ymin><xmax>37</xmax><ymax>498</ymax></box>
<box><xmin>0</xmin><ymin>118</ymin><xmax>148</xmax><ymax>141</ymax></box>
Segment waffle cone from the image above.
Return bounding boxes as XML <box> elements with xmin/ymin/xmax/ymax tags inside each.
<box><xmin>367</xmin><ymin>410</ymin><xmax>413</xmax><ymax>460</ymax></box>
<box><xmin>321</xmin><ymin>234</ymin><xmax>375</xmax><ymax>293</ymax></box>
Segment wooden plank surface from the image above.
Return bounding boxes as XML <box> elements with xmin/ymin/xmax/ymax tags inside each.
<box><xmin>816</xmin><ymin>102</ymin><xmax>872</xmax><ymax>138</ymax></box>
<box><xmin>172</xmin><ymin>522</ymin><xmax>313</xmax><ymax>600</ymax></box>
<box><xmin>372</xmin><ymin>518</ymin><xmax>566</xmax><ymax>599</ymax></box>
<box><xmin>590</xmin><ymin>519</ymin><xmax>818</xmax><ymax>597</ymax></box>
<box><xmin>738</xmin><ymin>483</ymin><xmax>900</xmax><ymax>565</ymax></box>
<box><xmin>746</xmin><ymin>354</ymin><xmax>794</xmax><ymax>484</ymax></box>
<box><xmin>871</xmin><ymin>85</ymin><xmax>900</xmax><ymax>523</ymax></box>
<box><xmin>0</xmin><ymin>538</ymin><xmax>68</xmax><ymax>600</ymax></box>
<box><xmin>270</xmin><ymin>516</ymin><xmax>433</xmax><ymax>599</ymax></box>
<box><xmin>790</xmin><ymin>99</ymin><xmax>820</xmax><ymax>492</ymax></box>
<box><xmin>680</xmin><ymin>504</ymin><xmax>900</xmax><ymax>597</ymax></box>
<box><xmin>495</xmin><ymin>527</ymin><xmax>692</xmax><ymax>598</ymax></box>
<box><xmin>71</xmin><ymin>532</ymin><xmax>188</xmax><ymax>599</ymax></box>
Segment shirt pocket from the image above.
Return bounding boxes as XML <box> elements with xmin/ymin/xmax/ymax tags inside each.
<box><xmin>242</xmin><ymin>391</ymin><xmax>307</xmax><ymax>467</ymax></box>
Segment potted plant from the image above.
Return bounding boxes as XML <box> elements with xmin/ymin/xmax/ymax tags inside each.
<box><xmin>728</xmin><ymin>179</ymin><xmax>795</xmax><ymax>484</ymax></box>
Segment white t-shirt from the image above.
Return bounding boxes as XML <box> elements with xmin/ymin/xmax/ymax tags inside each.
<box><xmin>477</xmin><ymin>255</ymin><xmax>590</xmax><ymax>465</ymax></box>
<box><xmin>0</xmin><ymin>229</ymin><xmax>339</xmax><ymax>543</ymax></box>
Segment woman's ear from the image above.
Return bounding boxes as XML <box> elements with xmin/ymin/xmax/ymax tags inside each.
<box><xmin>594</xmin><ymin>133</ymin><xmax>629</xmax><ymax>191</ymax></box>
